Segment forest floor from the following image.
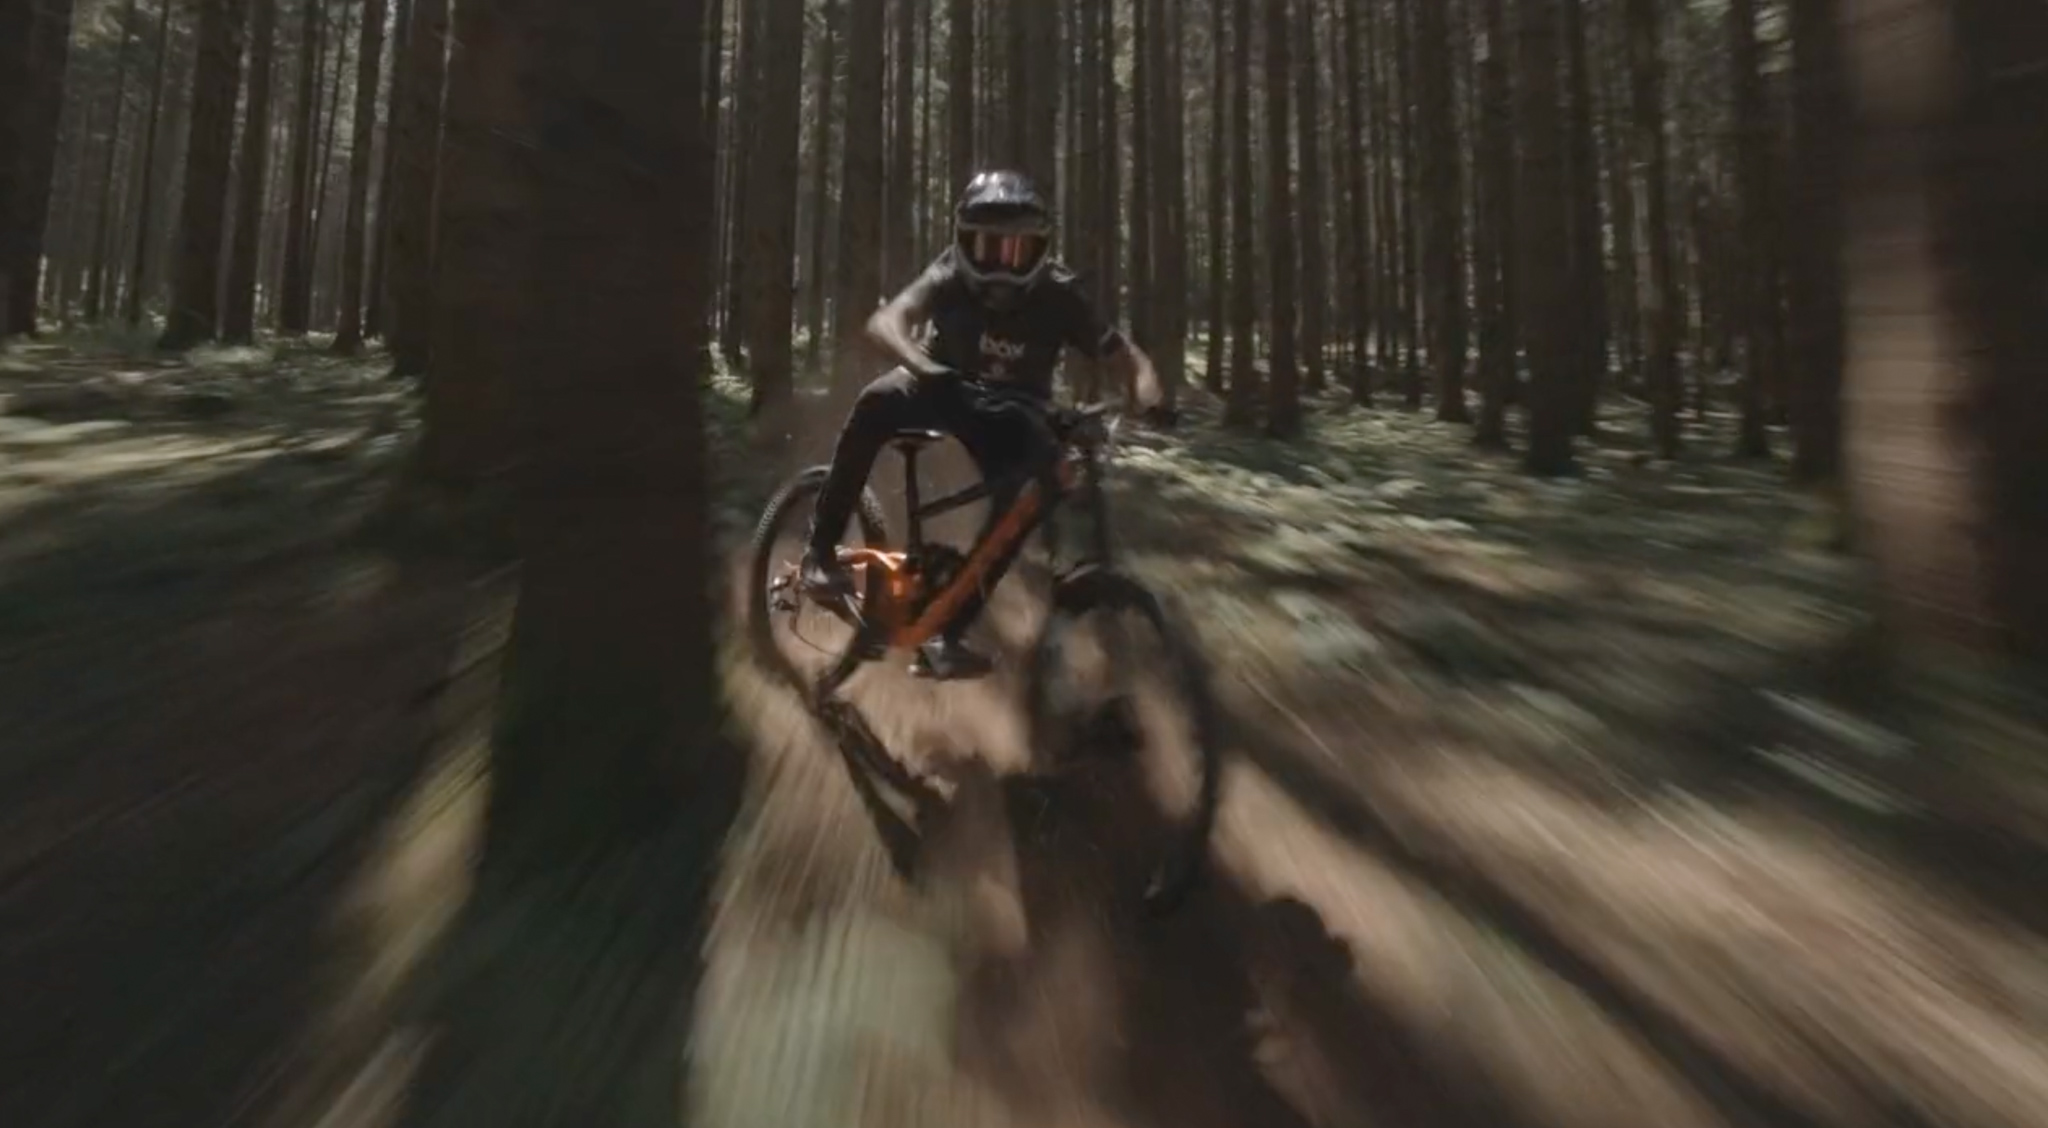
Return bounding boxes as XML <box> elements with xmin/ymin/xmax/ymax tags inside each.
<box><xmin>2</xmin><ymin>334</ymin><xmax>2046</xmax><ymax>1128</ymax></box>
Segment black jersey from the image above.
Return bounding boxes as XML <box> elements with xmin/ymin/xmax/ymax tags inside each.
<box><xmin>900</xmin><ymin>249</ymin><xmax>1126</xmax><ymax>397</ymax></box>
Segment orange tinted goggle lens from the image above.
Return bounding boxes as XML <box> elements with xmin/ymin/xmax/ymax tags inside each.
<box><xmin>966</xmin><ymin>232</ymin><xmax>1045</xmax><ymax>270</ymax></box>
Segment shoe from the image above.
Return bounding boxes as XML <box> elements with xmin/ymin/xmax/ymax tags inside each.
<box><xmin>911</xmin><ymin>636</ymin><xmax>995</xmax><ymax>681</ymax></box>
<box><xmin>800</xmin><ymin>549</ymin><xmax>855</xmax><ymax>602</ymax></box>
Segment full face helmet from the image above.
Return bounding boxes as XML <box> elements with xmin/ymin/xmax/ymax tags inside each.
<box><xmin>953</xmin><ymin>169</ymin><xmax>1053</xmax><ymax>311</ymax></box>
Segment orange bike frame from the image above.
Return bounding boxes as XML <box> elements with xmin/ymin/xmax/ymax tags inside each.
<box><xmin>839</xmin><ymin>459</ymin><xmax>1078</xmax><ymax>650</ymax></box>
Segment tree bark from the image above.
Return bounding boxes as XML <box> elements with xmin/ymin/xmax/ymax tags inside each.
<box><xmin>224</xmin><ymin>0</ymin><xmax>281</xmax><ymax>342</ymax></box>
<box><xmin>159</xmin><ymin>0</ymin><xmax>250</xmax><ymax>350</ymax></box>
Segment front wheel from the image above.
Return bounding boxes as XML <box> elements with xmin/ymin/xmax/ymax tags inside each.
<box><xmin>746</xmin><ymin>466</ymin><xmax>890</xmax><ymax>694</ymax></box>
<box><xmin>1022</xmin><ymin>566</ymin><xmax>1222</xmax><ymax>913</ymax></box>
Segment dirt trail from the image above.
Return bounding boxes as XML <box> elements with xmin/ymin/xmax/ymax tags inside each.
<box><xmin>5</xmin><ymin>339</ymin><xmax>2048</xmax><ymax>1128</ymax></box>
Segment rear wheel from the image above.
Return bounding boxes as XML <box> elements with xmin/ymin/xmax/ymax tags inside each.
<box><xmin>746</xmin><ymin>466</ymin><xmax>891</xmax><ymax>694</ymax></box>
<box><xmin>1023</xmin><ymin>566</ymin><xmax>1222</xmax><ymax>913</ymax></box>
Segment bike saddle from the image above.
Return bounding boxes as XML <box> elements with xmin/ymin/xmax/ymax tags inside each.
<box><xmin>890</xmin><ymin>428</ymin><xmax>948</xmax><ymax>445</ymax></box>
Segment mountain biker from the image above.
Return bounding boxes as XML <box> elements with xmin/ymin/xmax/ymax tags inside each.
<box><xmin>802</xmin><ymin>169</ymin><xmax>1163</xmax><ymax>681</ymax></box>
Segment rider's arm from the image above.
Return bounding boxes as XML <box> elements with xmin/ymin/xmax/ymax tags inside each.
<box><xmin>865</xmin><ymin>263</ymin><xmax>949</xmax><ymax>378</ymax></box>
<box><xmin>1103</xmin><ymin>340</ymin><xmax>1164</xmax><ymax>413</ymax></box>
<box><xmin>1055</xmin><ymin>280</ymin><xmax>1163</xmax><ymax>413</ymax></box>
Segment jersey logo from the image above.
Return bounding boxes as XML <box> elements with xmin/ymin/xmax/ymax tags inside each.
<box><xmin>980</xmin><ymin>332</ymin><xmax>1027</xmax><ymax>381</ymax></box>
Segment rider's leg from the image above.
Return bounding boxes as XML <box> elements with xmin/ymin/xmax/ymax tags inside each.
<box><xmin>911</xmin><ymin>404</ymin><xmax>1059</xmax><ymax>680</ymax></box>
<box><xmin>804</xmin><ymin>368</ymin><xmax>959</xmax><ymax>593</ymax></box>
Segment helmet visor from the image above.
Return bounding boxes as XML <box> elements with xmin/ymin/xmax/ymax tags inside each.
<box><xmin>958</xmin><ymin>227</ymin><xmax>1049</xmax><ymax>277</ymax></box>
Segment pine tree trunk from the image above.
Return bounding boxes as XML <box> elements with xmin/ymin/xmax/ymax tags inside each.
<box><xmin>1337</xmin><ymin>0</ymin><xmax>1372</xmax><ymax>406</ymax></box>
<box><xmin>1262</xmin><ymin>0</ymin><xmax>1301</xmax><ymax>435</ymax></box>
<box><xmin>279</xmin><ymin>0</ymin><xmax>323</xmax><ymax>333</ymax></box>
<box><xmin>1629</xmin><ymin>0</ymin><xmax>1677</xmax><ymax>457</ymax></box>
<box><xmin>1517</xmin><ymin>0</ymin><xmax>1576</xmax><ymax>475</ymax></box>
<box><xmin>412</xmin><ymin>0</ymin><xmax>521</xmax><ymax>490</ymax></box>
<box><xmin>5</xmin><ymin>0</ymin><xmax>81</xmax><ymax>335</ymax></box>
<box><xmin>1787</xmin><ymin>0</ymin><xmax>1844</xmax><ymax>484</ymax></box>
<box><xmin>1221</xmin><ymin>0</ymin><xmax>1258</xmax><ymax>428</ymax></box>
<box><xmin>1473</xmin><ymin>0</ymin><xmax>1512</xmax><ymax>448</ymax></box>
<box><xmin>332</xmin><ymin>0</ymin><xmax>387</xmax><ymax>353</ymax></box>
<box><xmin>1416</xmin><ymin>0</ymin><xmax>1466</xmax><ymax>422</ymax></box>
<box><xmin>1561</xmin><ymin>0</ymin><xmax>1606</xmax><ymax>433</ymax></box>
<box><xmin>312</xmin><ymin>0</ymin><xmax>354</xmax><ymax>331</ymax></box>
<box><xmin>1153</xmin><ymin>0</ymin><xmax>1186</xmax><ymax>413</ymax></box>
<box><xmin>384</xmin><ymin>0</ymin><xmax>447</xmax><ymax>375</ymax></box>
<box><xmin>159</xmin><ymin>0</ymin><xmax>249</xmax><ymax>350</ymax></box>
<box><xmin>831</xmin><ymin>0</ymin><xmax>887</xmax><ymax>394</ymax></box>
<box><xmin>394</xmin><ymin>0</ymin><xmax>737</xmax><ymax>1116</ymax></box>
<box><xmin>1201</xmin><ymin>0</ymin><xmax>1228</xmax><ymax>395</ymax></box>
<box><xmin>946</xmin><ymin>0</ymin><xmax>973</xmax><ymax>191</ymax></box>
<box><xmin>1126</xmin><ymin>0</ymin><xmax>1153</xmax><ymax>363</ymax></box>
<box><xmin>1728</xmin><ymin>0</ymin><xmax>1772</xmax><ymax>456</ymax></box>
<box><xmin>224</xmin><ymin>0</ymin><xmax>281</xmax><ymax>342</ymax></box>
<box><xmin>1093</xmin><ymin>0</ymin><xmax>1117</xmax><ymax>323</ymax></box>
<box><xmin>740</xmin><ymin>0</ymin><xmax>806</xmax><ymax>421</ymax></box>
<box><xmin>802</xmin><ymin>0</ymin><xmax>841</xmax><ymax>372</ymax></box>
<box><xmin>83</xmin><ymin>0</ymin><xmax>144</xmax><ymax>323</ymax></box>
<box><xmin>0</xmin><ymin>0</ymin><xmax>34</xmax><ymax>332</ymax></box>
<box><xmin>365</xmin><ymin>0</ymin><xmax>409</xmax><ymax>339</ymax></box>
<box><xmin>884</xmin><ymin>0</ymin><xmax>918</xmax><ymax>290</ymax></box>
<box><xmin>124</xmin><ymin>0</ymin><xmax>176</xmax><ymax>327</ymax></box>
<box><xmin>1292</xmin><ymin>0</ymin><xmax>1325</xmax><ymax>397</ymax></box>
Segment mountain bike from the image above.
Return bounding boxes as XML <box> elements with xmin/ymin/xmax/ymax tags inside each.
<box><xmin>746</xmin><ymin>383</ymin><xmax>1221</xmax><ymax>912</ymax></box>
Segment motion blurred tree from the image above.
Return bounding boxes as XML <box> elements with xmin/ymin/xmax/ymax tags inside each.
<box><xmin>394</xmin><ymin>0</ymin><xmax>735</xmax><ymax>1117</ymax></box>
<box><xmin>1840</xmin><ymin>0</ymin><xmax>2048</xmax><ymax>668</ymax></box>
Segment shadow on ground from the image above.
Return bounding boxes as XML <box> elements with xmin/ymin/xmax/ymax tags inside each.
<box><xmin>0</xmin><ymin>452</ymin><xmax>483</xmax><ymax>1128</ymax></box>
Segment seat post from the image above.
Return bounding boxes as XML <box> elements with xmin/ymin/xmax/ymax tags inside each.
<box><xmin>899</xmin><ymin>443</ymin><xmax>924</xmax><ymax>547</ymax></box>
